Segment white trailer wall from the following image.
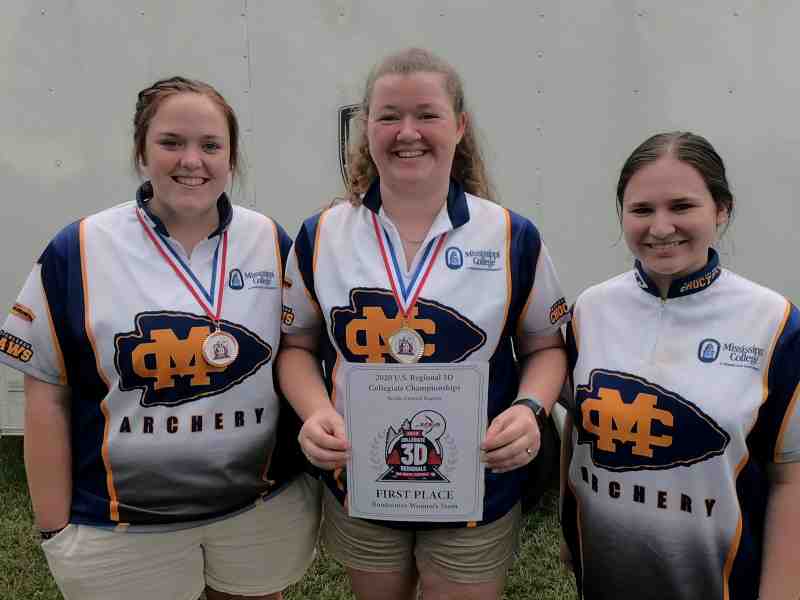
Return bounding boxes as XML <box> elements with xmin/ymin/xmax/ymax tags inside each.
<box><xmin>2</xmin><ymin>1</ymin><xmax>799</xmax><ymax>433</ymax></box>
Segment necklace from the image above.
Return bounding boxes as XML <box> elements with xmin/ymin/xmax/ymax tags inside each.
<box><xmin>399</xmin><ymin>233</ymin><xmax>426</xmax><ymax>244</ymax></box>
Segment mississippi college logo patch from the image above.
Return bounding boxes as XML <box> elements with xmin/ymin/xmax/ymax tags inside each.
<box><xmin>445</xmin><ymin>247</ymin><xmax>463</xmax><ymax>270</ymax></box>
<box><xmin>576</xmin><ymin>369</ymin><xmax>729</xmax><ymax>471</ymax></box>
<box><xmin>229</xmin><ymin>269</ymin><xmax>245</xmax><ymax>290</ymax></box>
<box><xmin>114</xmin><ymin>311</ymin><xmax>272</xmax><ymax>408</ymax></box>
<box><xmin>698</xmin><ymin>338</ymin><xmax>721</xmax><ymax>363</ymax></box>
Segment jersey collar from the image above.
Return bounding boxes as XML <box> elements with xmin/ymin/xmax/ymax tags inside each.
<box><xmin>361</xmin><ymin>178</ymin><xmax>470</xmax><ymax>229</ymax></box>
<box><xmin>135</xmin><ymin>181</ymin><xmax>233</xmax><ymax>238</ymax></box>
<box><xmin>634</xmin><ymin>248</ymin><xmax>722</xmax><ymax>299</ymax></box>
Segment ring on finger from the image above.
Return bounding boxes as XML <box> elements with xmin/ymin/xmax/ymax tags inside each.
<box><xmin>525</xmin><ymin>447</ymin><xmax>534</xmax><ymax>456</ymax></box>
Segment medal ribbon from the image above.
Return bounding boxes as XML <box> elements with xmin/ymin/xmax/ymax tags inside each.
<box><xmin>136</xmin><ymin>208</ymin><xmax>228</xmax><ymax>326</ymax></box>
<box><xmin>371</xmin><ymin>212</ymin><xmax>446</xmax><ymax>322</ymax></box>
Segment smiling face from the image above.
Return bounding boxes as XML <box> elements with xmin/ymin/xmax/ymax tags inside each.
<box><xmin>141</xmin><ymin>92</ymin><xmax>231</xmax><ymax>229</ymax></box>
<box><xmin>366</xmin><ymin>72</ymin><xmax>465</xmax><ymax>197</ymax></box>
<box><xmin>621</xmin><ymin>155</ymin><xmax>728</xmax><ymax>292</ymax></box>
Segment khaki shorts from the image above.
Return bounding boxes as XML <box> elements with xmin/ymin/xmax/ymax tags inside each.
<box><xmin>41</xmin><ymin>474</ymin><xmax>321</xmax><ymax>600</ymax></box>
<box><xmin>321</xmin><ymin>487</ymin><xmax>520</xmax><ymax>584</ymax></box>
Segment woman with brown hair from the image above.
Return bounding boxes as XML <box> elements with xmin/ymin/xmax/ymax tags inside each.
<box><xmin>0</xmin><ymin>76</ymin><xmax>319</xmax><ymax>600</ymax></box>
<box><xmin>561</xmin><ymin>131</ymin><xmax>800</xmax><ymax>600</ymax></box>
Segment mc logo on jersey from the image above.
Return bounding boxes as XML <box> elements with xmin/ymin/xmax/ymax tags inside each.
<box><xmin>115</xmin><ymin>311</ymin><xmax>272</xmax><ymax>407</ymax></box>
<box><xmin>331</xmin><ymin>288</ymin><xmax>486</xmax><ymax>363</ymax></box>
<box><xmin>575</xmin><ymin>369</ymin><xmax>729</xmax><ymax>471</ymax></box>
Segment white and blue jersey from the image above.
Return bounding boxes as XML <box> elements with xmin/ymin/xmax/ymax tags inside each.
<box><xmin>282</xmin><ymin>179</ymin><xmax>569</xmax><ymax>527</ymax></box>
<box><xmin>0</xmin><ymin>184</ymin><xmax>303</xmax><ymax>528</ymax></box>
<box><xmin>562</xmin><ymin>250</ymin><xmax>800</xmax><ymax>600</ymax></box>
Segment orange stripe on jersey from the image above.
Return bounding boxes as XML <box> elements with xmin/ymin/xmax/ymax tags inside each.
<box><xmin>312</xmin><ymin>209</ymin><xmax>329</xmax><ymax>283</ymax></box>
<box><xmin>11</xmin><ymin>303</ymin><xmax>35</xmax><ymax>322</ymax></box>
<box><xmin>296</xmin><ymin>245</ymin><xmax>322</xmax><ymax>316</ymax></box>
<box><xmin>762</xmin><ymin>301</ymin><xmax>790</xmax><ymax>408</ymax></box>
<box><xmin>40</xmin><ymin>277</ymin><xmax>67</xmax><ymax>386</ymax></box>
<box><xmin>775</xmin><ymin>383</ymin><xmax>800</xmax><ymax>463</ymax></box>
<box><xmin>723</xmin><ymin>301</ymin><xmax>790</xmax><ymax>597</ymax></box>
<box><xmin>499</xmin><ymin>209</ymin><xmax>513</xmax><ymax>340</ymax></box>
<box><xmin>768</xmin><ymin>301</ymin><xmax>794</xmax><ymax>462</ymax></box>
<box><xmin>270</xmin><ymin>218</ymin><xmax>284</xmax><ymax>283</ymax></box>
<box><xmin>79</xmin><ymin>220</ymin><xmax>119</xmax><ymax>522</ymax></box>
<box><xmin>722</xmin><ymin>454</ymin><xmax>748</xmax><ymax>600</ymax></box>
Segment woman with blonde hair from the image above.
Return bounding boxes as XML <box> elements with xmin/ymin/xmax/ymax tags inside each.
<box><xmin>279</xmin><ymin>48</ymin><xmax>569</xmax><ymax>600</ymax></box>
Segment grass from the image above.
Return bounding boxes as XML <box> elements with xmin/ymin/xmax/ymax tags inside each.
<box><xmin>0</xmin><ymin>436</ymin><xmax>576</xmax><ymax>599</ymax></box>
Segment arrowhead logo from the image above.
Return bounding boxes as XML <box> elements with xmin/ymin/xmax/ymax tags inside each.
<box><xmin>115</xmin><ymin>311</ymin><xmax>272</xmax><ymax>407</ymax></box>
<box><xmin>575</xmin><ymin>369</ymin><xmax>730</xmax><ymax>471</ymax></box>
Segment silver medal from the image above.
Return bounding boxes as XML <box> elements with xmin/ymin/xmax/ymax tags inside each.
<box><xmin>388</xmin><ymin>327</ymin><xmax>425</xmax><ymax>364</ymax></box>
<box><xmin>202</xmin><ymin>329</ymin><xmax>239</xmax><ymax>367</ymax></box>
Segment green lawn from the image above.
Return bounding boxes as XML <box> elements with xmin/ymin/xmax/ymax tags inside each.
<box><xmin>0</xmin><ymin>436</ymin><xmax>576</xmax><ymax>599</ymax></box>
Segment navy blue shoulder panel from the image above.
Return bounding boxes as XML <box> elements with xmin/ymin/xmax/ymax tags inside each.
<box><xmin>274</xmin><ymin>220</ymin><xmax>292</xmax><ymax>270</ymax></box>
<box><xmin>752</xmin><ymin>303</ymin><xmax>800</xmax><ymax>463</ymax></box>
<box><xmin>39</xmin><ymin>220</ymin><xmax>107</xmax><ymax>398</ymax></box>
<box><xmin>565</xmin><ymin>315</ymin><xmax>578</xmax><ymax>373</ymax></box>
<box><xmin>39</xmin><ymin>220</ymin><xmax>112</xmax><ymax>520</ymax></box>
<box><xmin>294</xmin><ymin>212</ymin><xmax>323</xmax><ymax>305</ymax></box>
<box><xmin>505</xmin><ymin>210</ymin><xmax>542</xmax><ymax>340</ymax></box>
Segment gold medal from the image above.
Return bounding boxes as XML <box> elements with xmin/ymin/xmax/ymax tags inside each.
<box><xmin>202</xmin><ymin>329</ymin><xmax>239</xmax><ymax>367</ymax></box>
<box><xmin>388</xmin><ymin>327</ymin><xmax>425</xmax><ymax>364</ymax></box>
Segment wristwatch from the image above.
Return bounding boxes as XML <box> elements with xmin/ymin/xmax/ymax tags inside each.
<box><xmin>512</xmin><ymin>396</ymin><xmax>549</xmax><ymax>433</ymax></box>
<box><xmin>39</xmin><ymin>525</ymin><xmax>67</xmax><ymax>541</ymax></box>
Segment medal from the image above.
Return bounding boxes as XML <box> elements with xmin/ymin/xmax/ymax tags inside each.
<box><xmin>137</xmin><ymin>208</ymin><xmax>237</xmax><ymax>368</ymax></box>
<box><xmin>372</xmin><ymin>213</ymin><xmax>447</xmax><ymax>364</ymax></box>
<box><xmin>202</xmin><ymin>329</ymin><xmax>240</xmax><ymax>367</ymax></box>
<box><xmin>388</xmin><ymin>326</ymin><xmax>425</xmax><ymax>363</ymax></box>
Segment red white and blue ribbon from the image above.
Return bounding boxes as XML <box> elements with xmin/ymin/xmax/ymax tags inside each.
<box><xmin>136</xmin><ymin>208</ymin><xmax>228</xmax><ymax>324</ymax></box>
<box><xmin>371</xmin><ymin>212</ymin><xmax>446</xmax><ymax>319</ymax></box>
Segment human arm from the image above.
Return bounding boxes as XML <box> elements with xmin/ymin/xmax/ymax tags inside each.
<box><xmin>559</xmin><ymin>410</ymin><xmax>575</xmax><ymax>570</ymax></box>
<box><xmin>758</xmin><ymin>461</ymin><xmax>800</xmax><ymax>599</ymax></box>
<box><xmin>276</xmin><ymin>332</ymin><xmax>350</xmax><ymax>470</ymax></box>
<box><xmin>481</xmin><ymin>331</ymin><xmax>567</xmax><ymax>473</ymax></box>
<box><xmin>23</xmin><ymin>374</ymin><xmax>71</xmax><ymax>531</ymax></box>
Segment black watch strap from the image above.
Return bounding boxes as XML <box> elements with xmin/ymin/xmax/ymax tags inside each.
<box><xmin>40</xmin><ymin>525</ymin><xmax>67</xmax><ymax>541</ymax></box>
<box><xmin>512</xmin><ymin>397</ymin><xmax>549</xmax><ymax>432</ymax></box>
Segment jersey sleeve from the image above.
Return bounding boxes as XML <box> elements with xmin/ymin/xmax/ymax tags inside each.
<box><xmin>274</xmin><ymin>220</ymin><xmax>292</xmax><ymax>267</ymax></box>
<box><xmin>518</xmin><ymin>238</ymin><xmax>570</xmax><ymax>338</ymax></box>
<box><xmin>0</xmin><ymin>242</ymin><xmax>68</xmax><ymax>386</ymax></box>
<box><xmin>769</xmin><ymin>304</ymin><xmax>800</xmax><ymax>463</ymax></box>
<box><xmin>281</xmin><ymin>216</ymin><xmax>323</xmax><ymax>335</ymax></box>
<box><xmin>560</xmin><ymin>308</ymin><xmax>579</xmax><ymax>412</ymax></box>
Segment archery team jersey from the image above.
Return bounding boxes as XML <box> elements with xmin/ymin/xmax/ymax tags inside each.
<box><xmin>562</xmin><ymin>250</ymin><xmax>800</xmax><ymax>600</ymax></box>
<box><xmin>282</xmin><ymin>180</ymin><xmax>569</xmax><ymax>526</ymax></box>
<box><xmin>0</xmin><ymin>189</ymin><xmax>298</xmax><ymax>527</ymax></box>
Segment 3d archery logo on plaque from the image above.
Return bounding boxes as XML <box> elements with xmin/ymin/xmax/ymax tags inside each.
<box><xmin>380</xmin><ymin>410</ymin><xmax>450</xmax><ymax>482</ymax></box>
<box><xmin>344</xmin><ymin>363</ymin><xmax>488</xmax><ymax>522</ymax></box>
